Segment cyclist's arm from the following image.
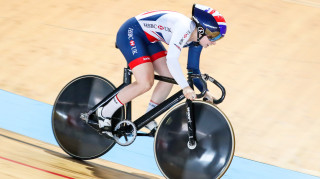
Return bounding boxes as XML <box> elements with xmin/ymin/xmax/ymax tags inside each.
<box><xmin>166</xmin><ymin>22</ymin><xmax>194</xmax><ymax>89</ymax></box>
<box><xmin>186</xmin><ymin>43</ymin><xmax>207</xmax><ymax>92</ymax></box>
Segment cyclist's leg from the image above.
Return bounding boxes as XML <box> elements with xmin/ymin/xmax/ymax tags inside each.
<box><xmin>116</xmin><ymin>63</ymin><xmax>154</xmax><ymax>104</ymax></box>
<box><xmin>99</xmin><ymin>17</ymin><xmax>155</xmax><ymax>119</ymax></box>
<box><xmin>98</xmin><ymin>61</ymin><xmax>154</xmax><ymax>135</ymax></box>
<box><xmin>98</xmin><ymin>62</ymin><xmax>155</xmax><ymax>136</ymax></box>
<box><xmin>148</xmin><ymin>42</ymin><xmax>173</xmax><ymax>104</ymax></box>
<box><xmin>115</xmin><ymin>19</ymin><xmax>156</xmax><ymax>104</ymax></box>
<box><xmin>151</xmin><ymin>57</ymin><xmax>174</xmax><ymax>103</ymax></box>
<box><xmin>143</xmin><ymin>42</ymin><xmax>173</xmax><ymax>131</ymax></box>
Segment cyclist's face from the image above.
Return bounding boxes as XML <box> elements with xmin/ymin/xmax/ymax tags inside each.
<box><xmin>199</xmin><ymin>36</ymin><xmax>216</xmax><ymax>48</ymax></box>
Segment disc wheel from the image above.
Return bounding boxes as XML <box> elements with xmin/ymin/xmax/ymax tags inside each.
<box><xmin>154</xmin><ymin>101</ymin><xmax>235</xmax><ymax>179</ymax></box>
<box><xmin>52</xmin><ymin>75</ymin><xmax>124</xmax><ymax>160</ymax></box>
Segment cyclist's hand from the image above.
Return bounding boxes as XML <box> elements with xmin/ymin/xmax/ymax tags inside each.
<box><xmin>203</xmin><ymin>91</ymin><xmax>217</xmax><ymax>104</ymax></box>
<box><xmin>183</xmin><ymin>86</ymin><xmax>196</xmax><ymax>100</ymax></box>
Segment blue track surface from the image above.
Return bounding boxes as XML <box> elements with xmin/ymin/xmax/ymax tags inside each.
<box><xmin>0</xmin><ymin>89</ymin><xmax>319</xmax><ymax>179</ymax></box>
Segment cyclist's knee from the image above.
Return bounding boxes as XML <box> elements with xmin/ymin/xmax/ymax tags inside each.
<box><xmin>132</xmin><ymin>63</ymin><xmax>154</xmax><ymax>92</ymax></box>
<box><xmin>138</xmin><ymin>79</ymin><xmax>154</xmax><ymax>93</ymax></box>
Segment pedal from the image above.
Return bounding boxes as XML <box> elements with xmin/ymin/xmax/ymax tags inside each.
<box><xmin>82</xmin><ymin>116</ymin><xmax>111</xmax><ymax>137</ymax></box>
<box><xmin>81</xmin><ymin>113</ymin><xmax>118</xmax><ymax>140</ymax></box>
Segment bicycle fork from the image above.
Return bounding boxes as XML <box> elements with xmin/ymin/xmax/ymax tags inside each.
<box><xmin>186</xmin><ymin>99</ymin><xmax>197</xmax><ymax>149</ymax></box>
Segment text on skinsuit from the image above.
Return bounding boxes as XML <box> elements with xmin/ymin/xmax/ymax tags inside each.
<box><xmin>179</xmin><ymin>30</ymin><xmax>191</xmax><ymax>45</ymax></box>
<box><xmin>128</xmin><ymin>28</ymin><xmax>138</xmax><ymax>55</ymax></box>
<box><xmin>143</xmin><ymin>23</ymin><xmax>172</xmax><ymax>32</ymax></box>
<box><xmin>128</xmin><ymin>28</ymin><xmax>134</xmax><ymax>40</ymax></box>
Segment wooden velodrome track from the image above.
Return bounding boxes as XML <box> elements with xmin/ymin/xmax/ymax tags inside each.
<box><xmin>0</xmin><ymin>128</ymin><xmax>161</xmax><ymax>179</ymax></box>
<box><xmin>0</xmin><ymin>0</ymin><xmax>320</xmax><ymax>178</ymax></box>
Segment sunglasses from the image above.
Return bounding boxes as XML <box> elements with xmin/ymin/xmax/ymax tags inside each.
<box><xmin>205</xmin><ymin>29</ymin><xmax>223</xmax><ymax>42</ymax></box>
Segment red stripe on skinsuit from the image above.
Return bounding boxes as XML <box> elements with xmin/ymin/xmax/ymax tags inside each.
<box><xmin>128</xmin><ymin>56</ymin><xmax>152</xmax><ymax>69</ymax></box>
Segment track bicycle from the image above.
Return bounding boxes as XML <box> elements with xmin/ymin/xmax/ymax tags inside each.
<box><xmin>52</xmin><ymin>66</ymin><xmax>235</xmax><ymax>179</ymax></box>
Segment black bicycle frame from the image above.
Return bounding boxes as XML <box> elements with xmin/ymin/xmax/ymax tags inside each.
<box><xmin>87</xmin><ymin>67</ymin><xmax>199</xmax><ymax>141</ymax></box>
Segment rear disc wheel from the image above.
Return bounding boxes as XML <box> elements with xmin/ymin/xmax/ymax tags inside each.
<box><xmin>52</xmin><ymin>75</ymin><xmax>124</xmax><ymax>160</ymax></box>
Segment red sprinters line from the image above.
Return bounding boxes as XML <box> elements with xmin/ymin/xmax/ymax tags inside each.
<box><xmin>0</xmin><ymin>156</ymin><xmax>75</xmax><ymax>179</ymax></box>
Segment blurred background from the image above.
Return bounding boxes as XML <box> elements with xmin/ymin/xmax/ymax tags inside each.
<box><xmin>0</xmin><ymin>0</ymin><xmax>319</xmax><ymax>176</ymax></box>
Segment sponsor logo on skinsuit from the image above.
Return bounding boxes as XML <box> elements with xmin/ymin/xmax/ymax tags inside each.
<box><xmin>130</xmin><ymin>40</ymin><xmax>135</xmax><ymax>46</ymax></box>
<box><xmin>128</xmin><ymin>28</ymin><xmax>134</xmax><ymax>40</ymax></box>
<box><xmin>131</xmin><ymin>46</ymin><xmax>138</xmax><ymax>55</ymax></box>
<box><xmin>158</xmin><ymin>25</ymin><xmax>164</xmax><ymax>30</ymax></box>
<box><xmin>143</xmin><ymin>23</ymin><xmax>172</xmax><ymax>32</ymax></box>
<box><xmin>128</xmin><ymin>28</ymin><xmax>138</xmax><ymax>55</ymax></box>
<box><xmin>179</xmin><ymin>30</ymin><xmax>191</xmax><ymax>45</ymax></box>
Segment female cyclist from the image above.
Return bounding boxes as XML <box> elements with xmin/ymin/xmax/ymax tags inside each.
<box><xmin>97</xmin><ymin>4</ymin><xmax>227</xmax><ymax>137</ymax></box>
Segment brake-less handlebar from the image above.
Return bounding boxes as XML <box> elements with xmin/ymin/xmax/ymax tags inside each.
<box><xmin>190</xmin><ymin>74</ymin><xmax>226</xmax><ymax>104</ymax></box>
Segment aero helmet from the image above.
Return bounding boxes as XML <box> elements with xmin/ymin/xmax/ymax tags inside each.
<box><xmin>192</xmin><ymin>4</ymin><xmax>227</xmax><ymax>42</ymax></box>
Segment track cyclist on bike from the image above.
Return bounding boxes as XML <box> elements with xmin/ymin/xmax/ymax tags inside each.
<box><xmin>97</xmin><ymin>4</ymin><xmax>227</xmax><ymax>137</ymax></box>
